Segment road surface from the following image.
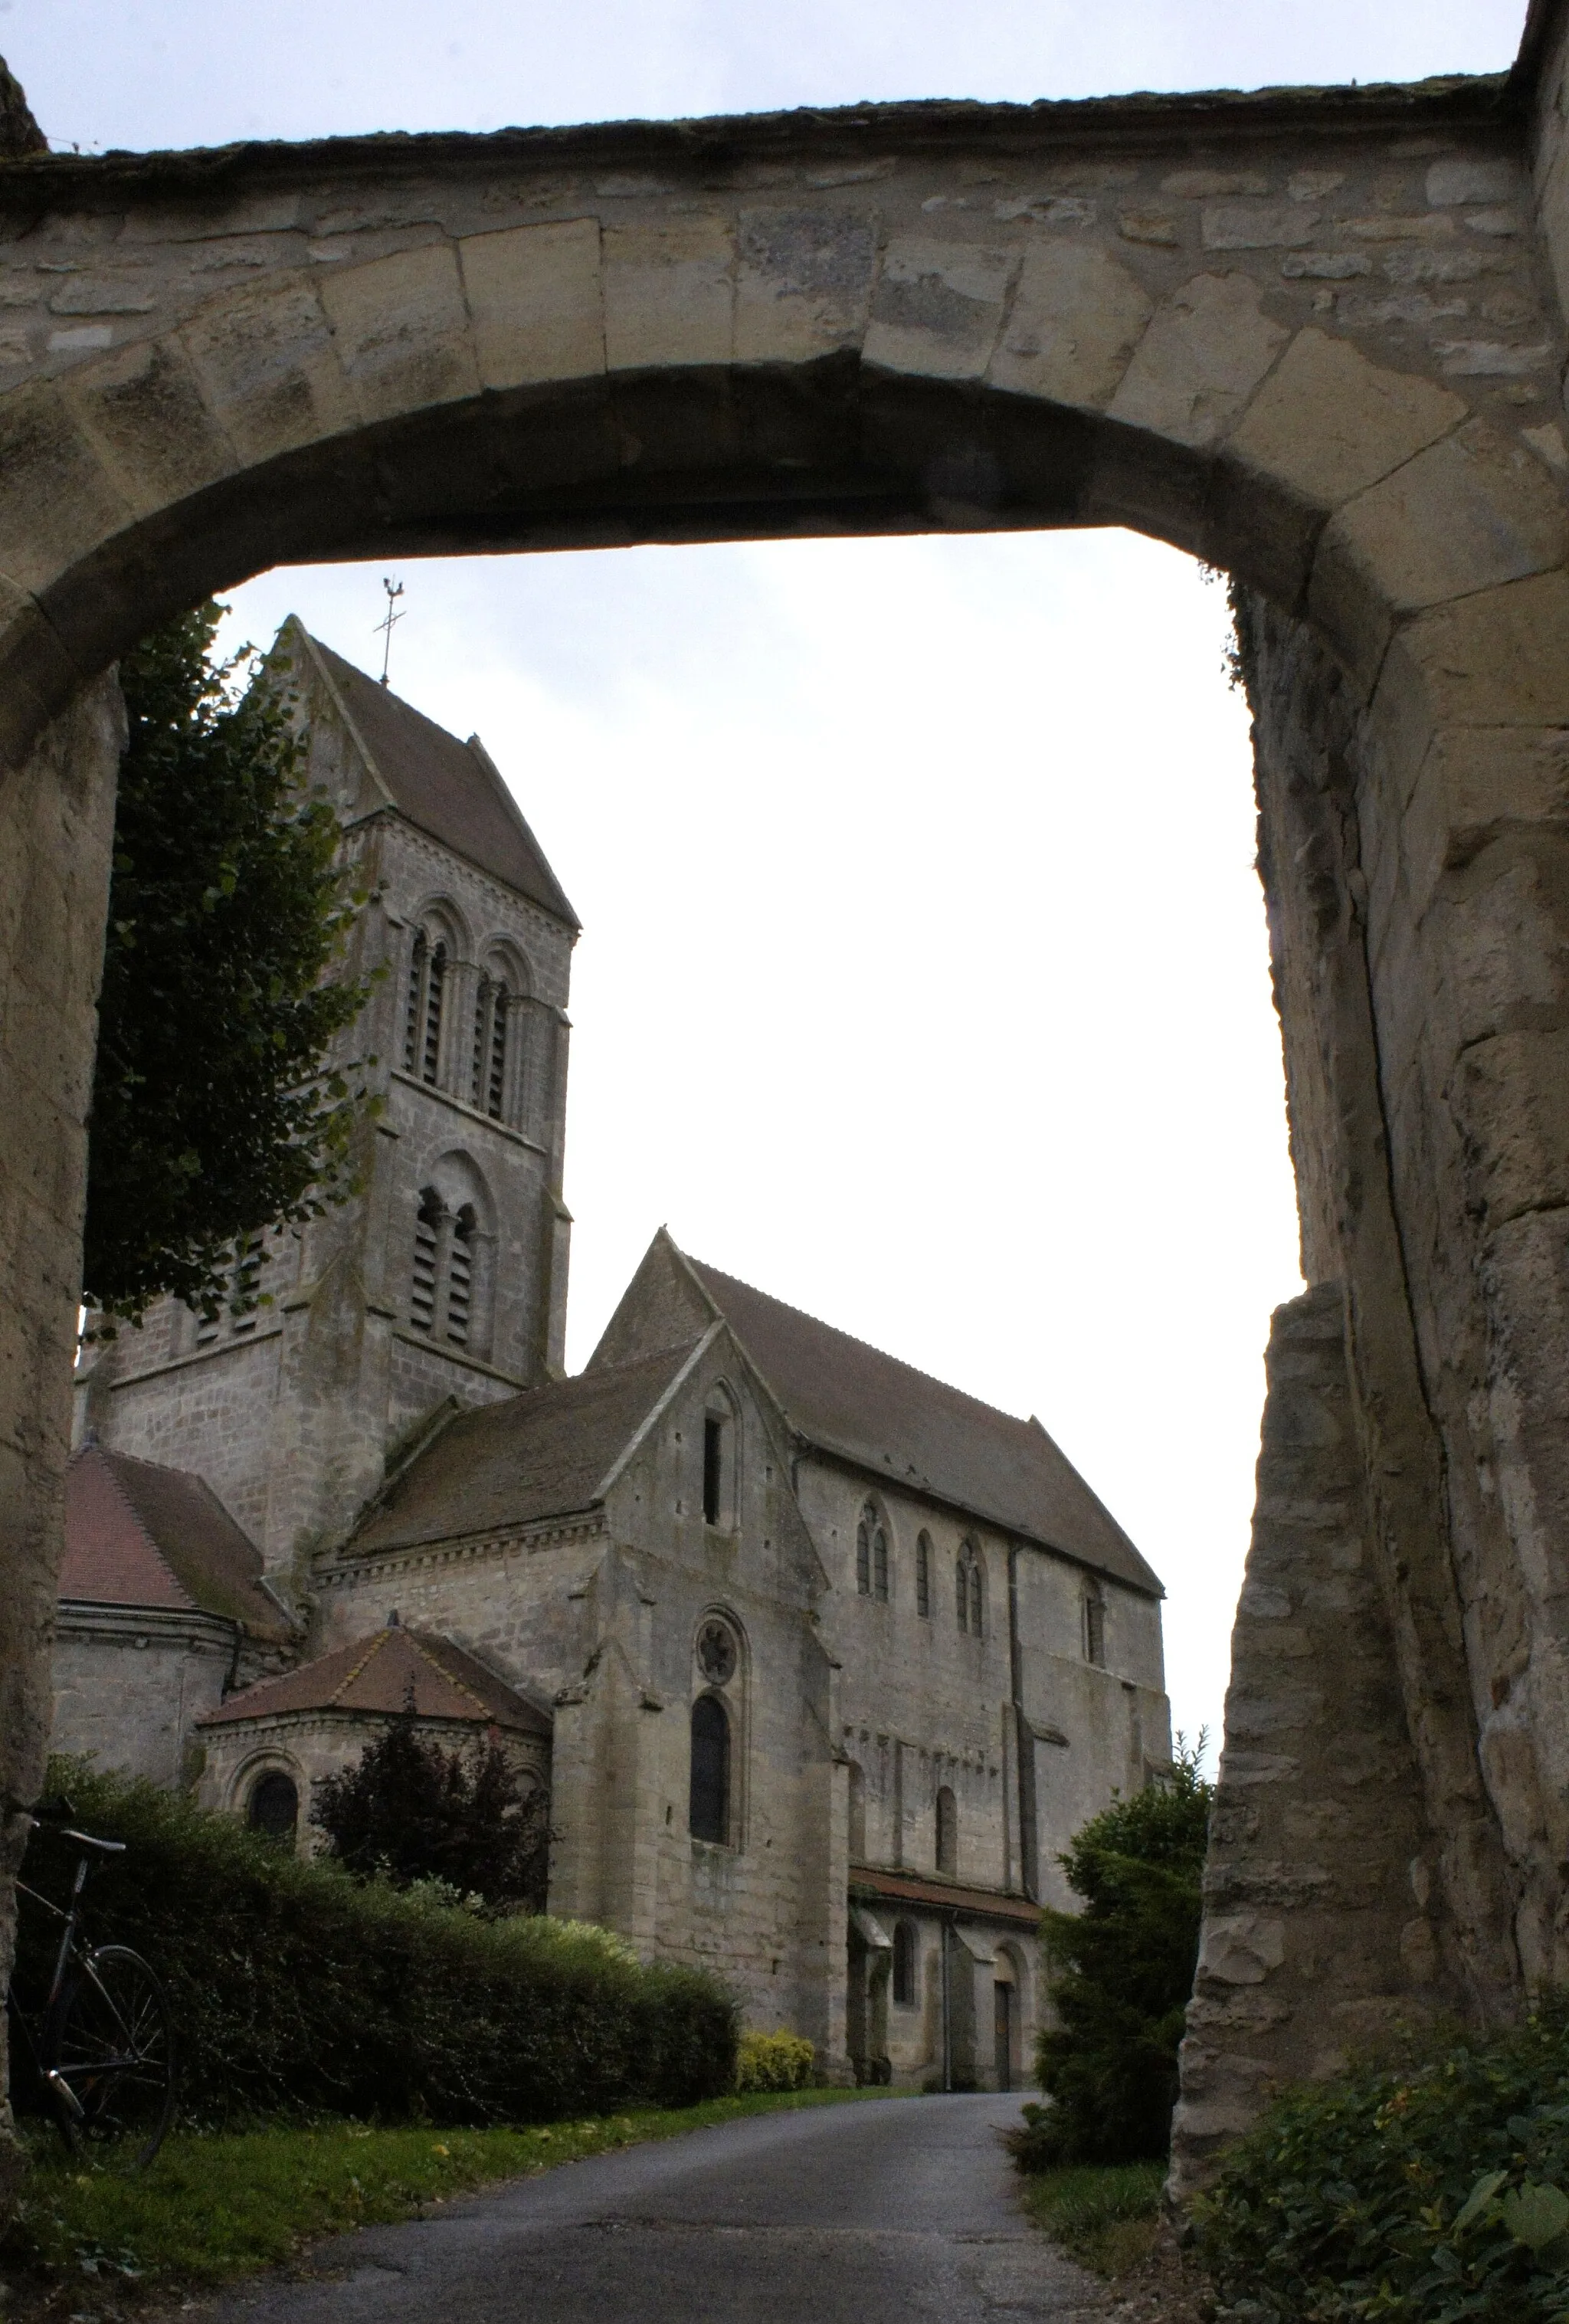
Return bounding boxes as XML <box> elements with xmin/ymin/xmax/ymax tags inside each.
<box><xmin>205</xmin><ymin>2094</ymin><xmax>1106</xmax><ymax>2324</ymax></box>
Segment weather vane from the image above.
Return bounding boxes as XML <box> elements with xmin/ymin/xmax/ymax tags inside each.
<box><xmin>374</xmin><ymin>576</ymin><xmax>405</xmax><ymax>687</ymax></box>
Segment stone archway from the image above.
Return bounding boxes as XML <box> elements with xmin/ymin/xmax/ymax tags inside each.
<box><xmin>5</xmin><ymin>8</ymin><xmax>1569</xmax><ymax>2185</ymax></box>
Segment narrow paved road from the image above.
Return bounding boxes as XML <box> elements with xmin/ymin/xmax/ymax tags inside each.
<box><xmin>208</xmin><ymin>2096</ymin><xmax>1105</xmax><ymax>2324</ymax></box>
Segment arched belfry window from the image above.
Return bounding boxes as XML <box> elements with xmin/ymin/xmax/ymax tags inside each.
<box><xmin>957</xmin><ymin>1541</ymin><xmax>983</xmax><ymax>1636</ymax></box>
<box><xmin>857</xmin><ymin>1503</ymin><xmax>889</xmax><ymax>1601</ymax></box>
<box><xmin>404</xmin><ymin>929</ymin><xmax>450</xmax><ymax>1087</ymax></box>
<box><xmin>408</xmin><ymin>1156</ymin><xmax>494</xmax><ymax>1356</ymax></box>
<box><xmin>690</xmin><ymin>1694</ymin><xmax>730</xmax><ymax>1844</ymax></box>
<box><xmin>935</xmin><ymin>1785</ymin><xmax>958</xmax><ymax>1876</ymax></box>
<box><xmin>472</xmin><ymin>975</ymin><xmax>511</xmax><ymax>1119</ymax></box>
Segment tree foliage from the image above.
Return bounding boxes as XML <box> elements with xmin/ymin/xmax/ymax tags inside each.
<box><xmin>312</xmin><ymin>1714</ymin><xmax>552</xmax><ymax>1914</ymax></box>
<box><xmin>84</xmin><ymin>602</ymin><xmax>372</xmax><ymax>1329</ymax></box>
<box><xmin>1009</xmin><ymin>1739</ymin><xmax>1213</xmax><ymax>2168</ymax></box>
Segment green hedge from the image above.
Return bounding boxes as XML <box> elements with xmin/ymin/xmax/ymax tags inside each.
<box><xmin>14</xmin><ymin>1766</ymin><xmax>737</xmax><ymax>2127</ymax></box>
<box><xmin>1194</xmin><ymin>2003</ymin><xmax>1569</xmax><ymax>2322</ymax></box>
<box><xmin>735</xmin><ymin>2031</ymin><xmax>814</xmax><ymax>2093</ymax></box>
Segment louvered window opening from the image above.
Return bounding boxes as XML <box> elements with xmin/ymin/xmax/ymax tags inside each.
<box><xmin>1086</xmin><ymin>1591</ymin><xmax>1106</xmax><ymax>1667</ymax></box>
<box><xmin>411</xmin><ymin>1187</ymin><xmax>441</xmax><ymax>1332</ymax></box>
<box><xmin>916</xmin><ymin>1532</ymin><xmax>931</xmax><ymax>1618</ymax></box>
<box><xmin>421</xmin><ymin>944</ymin><xmax>446</xmax><ymax>1083</ymax></box>
<box><xmin>446</xmin><ymin>1203</ymin><xmax>476</xmax><ymax>1347</ymax></box>
<box><xmin>231</xmin><ymin>1233</ymin><xmax>264</xmax><ymax>1334</ymax></box>
<box><xmin>486</xmin><ymin>985</ymin><xmax>509</xmax><ymax>1119</ymax></box>
<box><xmin>957</xmin><ymin>1545</ymin><xmax>982</xmax><ymax>1635</ymax></box>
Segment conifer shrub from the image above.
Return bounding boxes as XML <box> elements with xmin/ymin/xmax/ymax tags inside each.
<box><xmin>1194</xmin><ymin>2002</ymin><xmax>1569</xmax><ymax>2324</ymax></box>
<box><xmin>735</xmin><ymin>2031</ymin><xmax>815</xmax><ymax>2093</ymax></box>
<box><xmin>1006</xmin><ymin>1742</ymin><xmax>1211</xmax><ymax>2169</ymax></box>
<box><xmin>312</xmin><ymin>1719</ymin><xmax>552</xmax><ymax>1913</ymax></box>
<box><xmin>15</xmin><ymin>1766</ymin><xmax>735</xmax><ymax>2126</ymax></box>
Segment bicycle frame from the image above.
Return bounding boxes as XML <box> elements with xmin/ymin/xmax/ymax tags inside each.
<box><xmin>12</xmin><ymin>1830</ymin><xmax>126</xmax><ymax>2128</ymax></box>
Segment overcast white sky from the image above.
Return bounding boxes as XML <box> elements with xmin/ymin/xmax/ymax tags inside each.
<box><xmin>8</xmin><ymin>4</ymin><xmax>1531</xmax><ymax>1758</ymax></box>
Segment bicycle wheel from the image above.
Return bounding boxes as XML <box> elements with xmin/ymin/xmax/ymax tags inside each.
<box><xmin>46</xmin><ymin>1944</ymin><xmax>176</xmax><ymax>2169</ymax></box>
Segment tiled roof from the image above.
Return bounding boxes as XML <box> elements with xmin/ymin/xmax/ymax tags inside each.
<box><xmin>346</xmin><ymin>1344</ymin><xmax>698</xmax><ymax>1557</ymax></box>
<box><xmin>199</xmin><ymin>1621</ymin><xmax>549</xmax><ymax>1734</ymax></box>
<box><xmin>684</xmin><ymin>1252</ymin><xmax>1162</xmax><ymax>1598</ymax></box>
<box><xmin>305</xmin><ymin>634</ymin><xmax>579</xmax><ymax>929</ymax></box>
<box><xmin>849</xmin><ymin>1865</ymin><xmax>1042</xmax><ymax>1929</ymax></box>
<box><xmin>61</xmin><ymin>1447</ymin><xmax>293</xmax><ymax>1641</ymax></box>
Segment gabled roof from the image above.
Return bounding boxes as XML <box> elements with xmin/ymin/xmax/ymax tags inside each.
<box><xmin>287</xmin><ymin>624</ymin><xmax>579</xmax><ymax>929</ymax></box>
<box><xmin>592</xmin><ymin>1231</ymin><xmax>1161</xmax><ymax>1598</ymax></box>
<box><xmin>345</xmin><ymin>1342</ymin><xmax>701</xmax><ymax>1559</ymax></box>
<box><xmin>198</xmin><ymin>1621</ymin><xmax>549</xmax><ymax>1735</ymax></box>
<box><xmin>61</xmin><ymin>1447</ymin><xmax>293</xmax><ymax>1642</ymax></box>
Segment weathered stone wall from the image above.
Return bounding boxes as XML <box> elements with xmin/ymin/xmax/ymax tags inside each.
<box><xmin>0</xmin><ymin>674</ymin><xmax>120</xmax><ymax>2172</ymax></box>
<box><xmin>1171</xmin><ymin>1284</ymin><xmax>1449</xmax><ymax>2192</ymax></box>
<box><xmin>51</xmin><ymin>1606</ymin><xmax>234</xmax><ymax>1788</ymax></box>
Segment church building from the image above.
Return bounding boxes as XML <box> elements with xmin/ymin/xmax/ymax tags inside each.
<box><xmin>64</xmin><ymin>624</ymin><xmax>1172</xmax><ymax>2091</ymax></box>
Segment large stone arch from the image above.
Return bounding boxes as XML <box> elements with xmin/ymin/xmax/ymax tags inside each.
<box><xmin>5</xmin><ymin>9</ymin><xmax>1569</xmax><ymax>2185</ymax></box>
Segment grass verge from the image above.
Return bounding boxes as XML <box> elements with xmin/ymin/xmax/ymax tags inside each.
<box><xmin>2</xmin><ymin>2088</ymin><xmax>896</xmax><ymax>2299</ymax></box>
<box><xmin>1018</xmin><ymin>2161</ymin><xmax>1167</xmax><ymax>2276</ymax></box>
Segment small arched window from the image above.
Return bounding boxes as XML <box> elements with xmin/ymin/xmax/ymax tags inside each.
<box><xmin>1085</xmin><ymin>1582</ymin><xmax>1106</xmax><ymax>1668</ymax></box>
<box><xmin>847</xmin><ymin>1761</ymin><xmax>867</xmax><ymax>1861</ymax></box>
<box><xmin>957</xmin><ymin>1541</ymin><xmax>982</xmax><ymax>1636</ymax></box>
<box><xmin>247</xmin><ymin>1769</ymin><xmax>298</xmax><ymax>1843</ymax></box>
<box><xmin>893</xmin><ymin>1920</ymin><xmax>918</xmax><ymax>2006</ymax></box>
<box><xmin>857</xmin><ymin>1503</ymin><xmax>889</xmax><ymax>1601</ymax></box>
<box><xmin>404</xmin><ymin>929</ymin><xmax>447</xmax><ymax>1086</ymax></box>
<box><xmin>935</xmin><ymin>1785</ymin><xmax>958</xmax><ymax>1876</ymax></box>
<box><xmin>703</xmin><ymin>1390</ymin><xmax>738</xmax><ymax>1529</ymax></box>
<box><xmin>916</xmin><ymin>1531</ymin><xmax>932</xmax><ymax>1618</ymax></box>
<box><xmin>690</xmin><ymin>1693</ymin><xmax>730</xmax><ymax>1844</ymax></box>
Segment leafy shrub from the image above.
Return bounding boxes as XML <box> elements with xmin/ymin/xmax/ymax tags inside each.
<box><xmin>735</xmin><ymin>2031</ymin><xmax>814</xmax><ymax>2093</ymax></box>
<box><xmin>1194</xmin><ymin>2000</ymin><xmax>1569</xmax><ymax>2322</ymax></box>
<box><xmin>1020</xmin><ymin>1739</ymin><xmax>1211</xmax><ymax>2167</ymax></box>
<box><xmin>313</xmin><ymin>1718</ymin><xmax>552</xmax><ymax>1912</ymax></box>
<box><xmin>15</xmin><ymin>1765</ymin><xmax>736</xmax><ymax>2127</ymax></box>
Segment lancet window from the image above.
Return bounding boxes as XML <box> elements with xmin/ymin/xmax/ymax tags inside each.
<box><xmin>472</xmin><ymin>975</ymin><xmax>511</xmax><ymax>1119</ymax></box>
<box><xmin>957</xmin><ymin>1540</ymin><xmax>983</xmax><ymax>1635</ymax></box>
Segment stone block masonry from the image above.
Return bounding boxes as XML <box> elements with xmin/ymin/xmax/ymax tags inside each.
<box><xmin>1170</xmin><ymin>1285</ymin><xmax>1448</xmax><ymax>2195</ymax></box>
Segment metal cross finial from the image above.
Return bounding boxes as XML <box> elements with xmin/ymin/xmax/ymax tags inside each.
<box><xmin>374</xmin><ymin>575</ymin><xmax>405</xmax><ymax>687</ymax></box>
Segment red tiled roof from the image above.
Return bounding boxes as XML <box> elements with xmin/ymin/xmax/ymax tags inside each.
<box><xmin>61</xmin><ymin>1447</ymin><xmax>291</xmax><ymax>1641</ymax></box>
<box><xmin>849</xmin><ymin>1865</ymin><xmax>1042</xmax><ymax>1929</ymax></box>
<box><xmin>199</xmin><ymin>1622</ymin><xmax>549</xmax><ymax>1734</ymax></box>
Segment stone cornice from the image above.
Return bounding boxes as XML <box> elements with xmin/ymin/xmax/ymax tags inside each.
<box><xmin>316</xmin><ymin>1511</ymin><xmax>604</xmax><ymax>1588</ymax></box>
<box><xmin>0</xmin><ymin>76</ymin><xmax>1520</xmax><ymax>209</ymax></box>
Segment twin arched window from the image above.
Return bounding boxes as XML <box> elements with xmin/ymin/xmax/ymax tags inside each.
<box><xmin>956</xmin><ymin>1541</ymin><xmax>983</xmax><ymax>1636</ymax></box>
<box><xmin>857</xmin><ymin>1503</ymin><xmax>889</xmax><ymax>1601</ymax></box>
<box><xmin>404</xmin><ymin>922</ymin><xmax>528</xmax><ymax>1127</ymax></box>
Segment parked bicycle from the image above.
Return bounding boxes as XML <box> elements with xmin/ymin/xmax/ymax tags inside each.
<box><xmin>7</xmin><ymin>1802</ymin><xmax>175</xmax><ymax>2170</ymax></box>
